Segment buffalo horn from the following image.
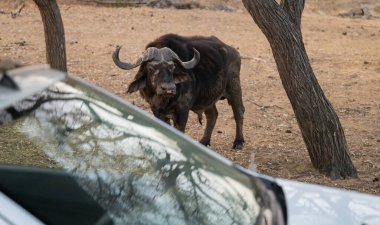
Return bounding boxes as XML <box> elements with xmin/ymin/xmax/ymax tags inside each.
<box><xmin>112</xmin><ymin>46</ymin><xmax>146</xmax><ymax>70</ymax></box>
<box><xmin>161</xmin><ymin>47</ymin><xmax>200</xmax><ymax>69</ymax></box>
<box><xmin>113</xmin><ymin>46</ymin><xmax>200</xmax><ymax>70</ymax></box>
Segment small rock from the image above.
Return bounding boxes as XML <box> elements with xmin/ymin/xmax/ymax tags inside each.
<box><xmin>363</xmin><ymin>61</ymin><xmax>369</xmax><ymax>65</ymax></box>
<box><xmin>217</xmin><ymin>130</ymin><xmax>223</xmax><ymax>134</ymax></box>
<box><xmin>14</xmin><ymin>40</ymin><xmax>27</xmax><ymax>46</ymax></box>
<box><xmin>373</xmin><ymin>177</ymin><xmax>379</xmax><ymax>182</ymax></box>
<box><xmin>285</xmin><ymin>130</ymin><xmax>292</xmax><ymax>133</ymax></box>
<box><xmin>342</xmin><ymin>31</ymin><xmax>347</xmax><ymax>35</ymax></box>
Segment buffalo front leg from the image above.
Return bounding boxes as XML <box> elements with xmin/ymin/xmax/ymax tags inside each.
<box><xmin>152</xmin><ymin>109</ymin><xmax>171</xmax><ymax>125</ymax></box>
<box><xmin>173</xmin><ymin>109</ymin><xmax>190</xmax><ymax>132</ymax></box>
<box><xmin>200</xmin><ymin>105</ymin><xmax>218</xmax><ymax>147</ymax></box>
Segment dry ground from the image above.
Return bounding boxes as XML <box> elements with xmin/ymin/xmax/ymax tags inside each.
<box><xmin>1</xmin><ymin>0</ymin><xmax>379</xmax><ymax>195</ymax></box>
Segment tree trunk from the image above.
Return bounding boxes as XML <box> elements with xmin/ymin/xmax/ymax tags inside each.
<box><xmin>242</xmin><ymin>0</ymin><xmax>357</xmax><ymax>179</ymax></box>
<box><xmin>33</xmin><ymin>0</ymin><xmax>67</xmax><ymax>72</ymax></box>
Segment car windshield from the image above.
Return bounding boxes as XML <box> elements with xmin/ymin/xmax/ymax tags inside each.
<box><xmin>0</xmin><ymin>76</ymin><xmax>264</xmax><ymax>225</ymax></box>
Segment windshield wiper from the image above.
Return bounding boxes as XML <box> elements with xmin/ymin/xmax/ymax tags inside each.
<box><xmin>0</xmin><ymin>59</ymin><xmax>21</xmax><ymax>90</ymax></box>
<box><xmin>0</xmin><ymin>73</ymin><xmax>19</xmax><ymax>90</ymax></box>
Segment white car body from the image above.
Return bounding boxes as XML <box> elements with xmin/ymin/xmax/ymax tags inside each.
<box><xmin>277</xmin><ymin>178</ymin><xmax>380</xmax><ymax>225</ymax></box>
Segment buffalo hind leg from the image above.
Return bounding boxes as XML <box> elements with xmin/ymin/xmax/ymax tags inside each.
<box><xmin>231</xmin><ymin>103</ymin><xmax>245</xmax><ymax>149</ymax></box>
<box><xmin>227</xmin><ymin>97</ymin><xmax>245</xmax><ymax>149</ymax></box>
<box><xmin>227</xmin><ymin>84</ymin><xmax>245</xmax><ymax>150</ymax></box>
<box><xmin>200</xmin><ymin>105</ymin><xmax>218</xmax><ymax>147</ymax></box>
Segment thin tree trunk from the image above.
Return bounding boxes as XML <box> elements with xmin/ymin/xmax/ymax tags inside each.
<box><xmin>242</xmin><ymin>0</ymin><xmax>357</xmax><ymax>178</ymax></box>
<box><xmin>33</xmin><ymin>0</ymin><xmax>67</xmax><ymax>72</ymax></box>
<box><xmin>280</xmin><ymin>0</ymin><xmax>305</xmax><ymax>31</ymax></box>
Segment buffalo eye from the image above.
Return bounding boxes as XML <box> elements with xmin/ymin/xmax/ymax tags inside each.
<box><xmin>147</xmin><ymin>65</ymin><xmax>155</xmax><ymax>74</ymax></box>
<box><xmin>147</xmin><ymin>66</ymin><xmax>159</xmax><ymax>78</ymax></box>
<box><xmin>169</xmin><ymin>65</ymin><xmax>175</xmax><ymax>72</ymax></box>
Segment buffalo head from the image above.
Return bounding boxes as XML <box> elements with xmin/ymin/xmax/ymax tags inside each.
<box><xmin>113</xmin><ymin>46</ymin><xmax>200</xmax><ymax>96</ymax></box>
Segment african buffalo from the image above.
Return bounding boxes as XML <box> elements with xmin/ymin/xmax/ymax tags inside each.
<box><xmin>112</xmin><ymin>34</ymin><xmax>244</xmax><ymax>149</ymax></box>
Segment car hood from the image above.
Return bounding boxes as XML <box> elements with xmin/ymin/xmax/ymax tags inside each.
<box><xmin>276</xmin><ymin>178</ymin><xmax>380</xmax><ymax>225</ymax></box>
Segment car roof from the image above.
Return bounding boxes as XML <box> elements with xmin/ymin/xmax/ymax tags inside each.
<box><xmin>0</xmin><ymin>65</ymin><xmax>66</xmax><ymax>110</ymax></box>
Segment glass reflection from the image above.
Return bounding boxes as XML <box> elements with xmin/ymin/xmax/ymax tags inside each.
<box><xmin>14</xmin><ymin>82</ymin><xmax>261</xmax><ymax>225</ymax></box>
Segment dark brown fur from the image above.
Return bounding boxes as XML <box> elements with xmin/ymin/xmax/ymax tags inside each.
<box><xmin>127</xmin><ymin>34</ymin><xmax>244</xmax><ymax>149</ymax></box>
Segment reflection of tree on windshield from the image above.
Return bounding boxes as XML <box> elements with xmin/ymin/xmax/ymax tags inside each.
<box><xmin>19</xmin><ymin>85</ymin><xmax>260</xmax><ymax>225</ymax></box>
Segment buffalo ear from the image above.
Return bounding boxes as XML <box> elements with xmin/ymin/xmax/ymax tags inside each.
<box><xmin>127</xmin><ymin>76</ymin><xmax>146</xmax><ymax>93</ymax></box>
<box><xmin>173</xmin><ymin>72</ymin><xmax>189</xmax><ymax>84</ymax></box>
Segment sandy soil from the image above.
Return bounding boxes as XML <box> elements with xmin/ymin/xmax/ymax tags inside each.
<box><xmin>1</xmin><ymin>0</ymin><xmax>379</xmax><ymax>195</ymax></box>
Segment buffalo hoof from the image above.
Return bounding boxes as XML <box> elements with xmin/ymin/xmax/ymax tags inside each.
<box><xmin>232</xmin><ymin>139</ymin><xmax>244</xmax><ymax>150</ymax></box>
<box><xmin>200</xmin><ymin>138</ymin><xmax>210</xmax><ymax>147</ymax></box>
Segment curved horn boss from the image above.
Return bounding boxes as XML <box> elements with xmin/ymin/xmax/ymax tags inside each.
<box><xmin>160</xmin><ymin>47</ymin><xmax>200</xmax><ymax>69</ymax></box>
<box><xmin>113</xmin><ymin>46</ymin><xmax>200</xmax><ymax>70</ymax></box>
